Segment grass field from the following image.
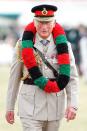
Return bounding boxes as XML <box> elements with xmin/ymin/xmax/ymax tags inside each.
<box><xmin>0</xmin><ymin>66</ymin><xmax>87</xmax><ymax>131</ymax></box>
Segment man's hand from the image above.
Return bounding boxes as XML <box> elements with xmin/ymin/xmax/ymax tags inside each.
<box><xmin>5</xmin><ymin>111</ymin><xmax>14</xmax><ymax>124</ymax></box>
<box><xmin>65</xmin><ymin>107</ymin><xmax>77</xmax><ymax>122</ymax></box>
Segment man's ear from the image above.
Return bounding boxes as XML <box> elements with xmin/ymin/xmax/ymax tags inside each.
<box><xmin>33</xmin><ymin>19</ymin><xmax>36</xmax><ymax>26</ymax></box>
<box><xmin>33</xmin><ymin>19</ymin><xmax>38</xmax><ymax>28</ymax></box>
<box><xmin>53</xmin><ymin>20</ymin><xmax>56</xmax><ymax>28</ymax></box>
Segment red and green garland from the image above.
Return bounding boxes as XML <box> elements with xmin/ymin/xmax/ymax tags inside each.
<box><xmin>21</xmin><ymin>22</ymin><xmax>70</xmax><ymax>93</ymax></box>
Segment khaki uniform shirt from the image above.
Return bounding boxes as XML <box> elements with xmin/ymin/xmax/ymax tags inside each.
<box><xmin>6</xmin><ymin>33</ymin><xmax>79</xmax><ymax>121</ymax></box>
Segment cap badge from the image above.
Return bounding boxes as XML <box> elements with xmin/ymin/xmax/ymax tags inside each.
<box><xmin>42</xmin><ymin>8</ymin><xmax>48</xmax><ymax>15</ymax></box>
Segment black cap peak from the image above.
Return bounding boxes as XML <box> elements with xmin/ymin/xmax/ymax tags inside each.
<box><xmin>31</xmin><ymin>4</ymin><xmax>57</xmax><ymax>13</ymax></box>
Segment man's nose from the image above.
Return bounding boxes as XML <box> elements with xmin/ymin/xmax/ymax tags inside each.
<box><xmin>42</xmin><ymin>24</ymin><xmax>48</xmax><ymax>29</ymax></box>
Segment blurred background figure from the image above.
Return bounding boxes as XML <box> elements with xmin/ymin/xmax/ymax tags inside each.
<box><xmin>0</xmin><ymin>13</ymin><xmax>20</xmax><ymax>65</ymax></box>
<box><xmin>65</xmin><ymin>27</ymin><xmax>81</xmax><ymax>75</ymax></box>
<box><xmin>79</xmin><ymin>25</ymin><xmax>87</xmax><ymax>83</ymax></box>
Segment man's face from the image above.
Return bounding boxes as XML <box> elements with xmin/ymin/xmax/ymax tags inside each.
<box><xmin>34</xmin><ymin>20</ymin><xmax>55</xmax><ymax>39</ymax></box>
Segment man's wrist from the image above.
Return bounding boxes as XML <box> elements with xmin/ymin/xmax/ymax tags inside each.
<box><xmin>67</xmin><ymin>106</ymin><xmax>78</xmax><ymax>111</ymax></box>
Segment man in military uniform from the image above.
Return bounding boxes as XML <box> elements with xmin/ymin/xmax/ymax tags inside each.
<box><xmin>6</xmin><ymin>4</ymin><xmax>79</xmax><ymax>131</ymax></box>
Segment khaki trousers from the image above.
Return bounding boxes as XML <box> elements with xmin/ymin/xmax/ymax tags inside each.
<box><xmin>20</xmin><ymin>117</ymin><xmax>60</xmax><ymax>131</ymax></box>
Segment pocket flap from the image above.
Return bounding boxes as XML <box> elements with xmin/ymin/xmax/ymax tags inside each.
<box><xmin>20</xmin><ymin>84</ymin><xmax>36</xmax><ymax>95</ymax></box>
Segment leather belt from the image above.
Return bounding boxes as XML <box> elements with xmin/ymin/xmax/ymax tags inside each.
<box><xmin>23</xmin><ymin>78</ymin><xmax>56</xmax><ymax>85</ymax></box>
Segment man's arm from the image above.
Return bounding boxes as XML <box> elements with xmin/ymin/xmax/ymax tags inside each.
<box><xmin>65</xmin><ymin>42</ymin><xmax>79</xmax><ymax>121</ymax></box>
<box><xmin>6</xmin><ymin>41</ymin><xmax>23</xmax><ymax>124</ymax></box>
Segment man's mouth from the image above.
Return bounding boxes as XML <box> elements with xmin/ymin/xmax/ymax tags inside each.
<box><xmin>42</xmin><ymin>31</ymin><xmax>47</xmax><ymax>33</ymax></box>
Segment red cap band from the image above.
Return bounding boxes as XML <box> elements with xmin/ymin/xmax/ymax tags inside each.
<box><xmin>35</xmin><ymin>10</ymin><xmax>54</xmax><ymax>16</ymax></box>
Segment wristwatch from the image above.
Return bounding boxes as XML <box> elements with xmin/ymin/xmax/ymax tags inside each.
<box><xmin>73</xmin><ymin>107</ymin><xmax>78</xmax><ymax>111</ymax></box>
